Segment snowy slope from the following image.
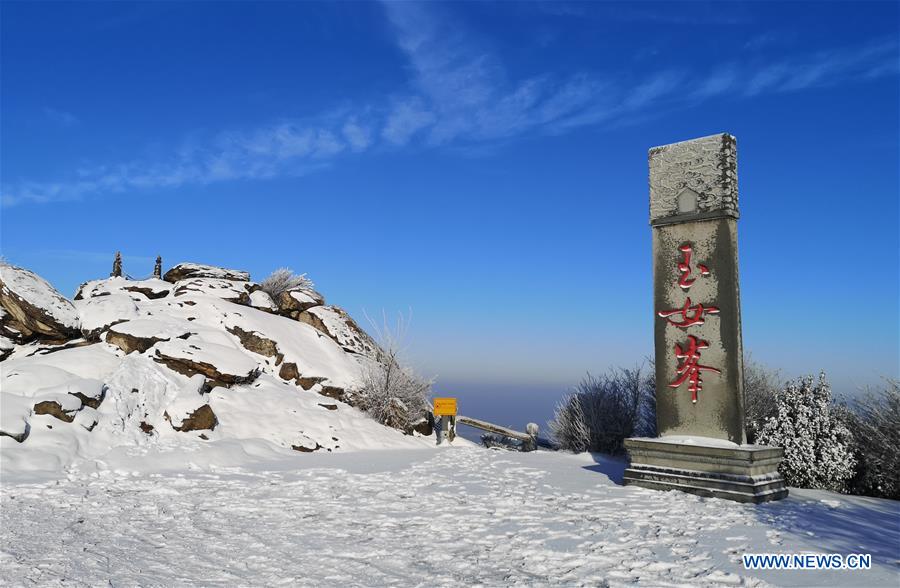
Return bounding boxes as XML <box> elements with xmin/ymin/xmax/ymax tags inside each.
<box><xmin>1</xmin><ymin>447</ymin><xmax>897</xmax><ymax>587</ymax></box>
<box><xmin>1</xmin><ymin>262</ymin><xmax>432</xmax><ymax>477</ymax></box>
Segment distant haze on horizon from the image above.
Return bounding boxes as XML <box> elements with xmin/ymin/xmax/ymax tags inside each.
<box><xmin>2</xmin><ymin>1</ymin><xmax>897</xmax><ymax>397</ymax></box>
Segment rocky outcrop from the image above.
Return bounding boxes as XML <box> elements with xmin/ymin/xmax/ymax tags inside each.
<box><xmin>2</xmin><ymin>260</ymin><xmax>433</xmax><ymax>468</ymax></box>
<box><xmin>154</xmin><ymin>353</ymin><xmax>258</xmax><ymax>387</ymax></box>
<box><xmin>411</xmin><ymin>413</ymin><xmax>435</xmax><ymax>436</ymax></box>
<box><xmin>65</xmin><ymin>379</ymin><xmax>107</xmax><ymax>409</ymax></box>
<box><xmin>278</xmin><ymin>361</ymin><xmax>301</xmax><ymax>384</ymax></box>
<box><xmin>106</xmin><ymin>319</ymin><xmax>193</xmax><ymax>354</ymax></box>
<box><xmin>277</xmin><ymin>361</ymin><xmax>328</xmax><ymax>391</ymax></box>
<box><xmin>277</xmin><ymin>288</ymin><xmax>325</xmax><ymax>316</ymax></box>
<box><xmin>75</xmin><ymin>277</ymin><xmax>173</xmax><ymax>301</ymax></box>
<box><xmin>0</xmin><ymin>264</ymin><xmax>81</xmax><ymax>343</ymax></box>
<box><xmin>291</xmin><ymin>433</ymin><xmax>323</xmax><ymax>452</ymax></box>
<box><xmin>0</xmin><ymin>425</ymin><xmax>29</xmax><ymax>443</ymax></box>
<box><xmin>164</xmin><ymin>374</ymin><xmax>217</xmax><ymax>432</ymax></box>
<box><xmin>107</xmin><ymin>330</ymin><xmax>168</xmax><ymax>354</ymax></box>
<box><xmin>248</xmin><ymin>290</ymin><xmax>277</xmax><ymax>313</ymax></box>
<box><xmin>297</xmin><ymin>306</ymin><xmax>379</xmax><ymax>358</ymax></box>
<box><xmin>172</xmin><ymin>278</ymin><xmax>253</xmax><ymax>304</ymax></box>
<box><xmin>31</xmin><ymin>380</ymin><xmax>105</xmax><ymax>423</ymax></box>
<box><xmin>33</xmin><ymin>400</ymin><xmax>78</xmax><ymax>423</ymax></box>
<box><xmin>153</xmin><ymin>340</ymin><xmax>260</xmax><ymax>387</ymax></box>
<box><xmin>163</xmin><ymin>263</ymin><xmax>250</xmax><ymax>283</ymax></box>
<box><xmin>318</xmin><ymin>384</ymin><xmax>350</xmax><ymax>403</ymax></box>
<box><xmin>0</xmin><ymin>330</ymin><xmax>14</xmax><ymax>361</ymax></box>
<box><xmin>123</xmin><ymin>284</ymin><xmax>171</xmax><ymax>300</ymax></box>
<box><xmin>171</xmin><ymin>404</ymin><xmax>218</xmax><ymax>432</ymax></box>
<box><xmin>227</xmin><ymin>325</ymin><xmax>278</xmax><ymax>357</ymax></box>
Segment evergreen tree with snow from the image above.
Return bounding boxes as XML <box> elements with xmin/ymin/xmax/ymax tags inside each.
<box><xmin>756</xmin><ymin>373</ymin><xmax>856</xmax><ymax>492</ymax></box>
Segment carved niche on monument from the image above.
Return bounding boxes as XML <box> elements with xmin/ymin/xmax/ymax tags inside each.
<box><xmin>623</xmin><ymin>134</ymin><xmax>788</xmax><ymax>503</ymax></box>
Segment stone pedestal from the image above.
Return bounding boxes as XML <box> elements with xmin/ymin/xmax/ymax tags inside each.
<box><xmin>623</xmin><ymin>437</ymin><xmax>788</xmax><ymax>503</ymax></box>
<box><xmin>624</xmin><ymin>133</ymin><xmax>787</xmax><ymax>503</ymax></box>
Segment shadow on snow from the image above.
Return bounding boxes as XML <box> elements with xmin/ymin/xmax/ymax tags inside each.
<box><xmin>754</xmin><ymin>489</ymin><xmax>900</xmax><ymax>565</ymax></box>
<box><xmin>582</xmin><ymin>452</ymin><xmax>628</xmax><ymax>485</ymax></box>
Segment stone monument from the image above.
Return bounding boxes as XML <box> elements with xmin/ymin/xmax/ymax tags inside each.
<box><xmin>153</xmin><ymin>256</ymin><xmax>162</xmax><ymax>279</ymax></box>
<box><xmin>623</xmin><ymin>134</ymin><xmax>788</xmax><ymax>503</ymax></box>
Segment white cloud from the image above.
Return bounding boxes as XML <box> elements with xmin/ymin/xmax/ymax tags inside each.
<box><xmin>693</xmin><ymin>65</ymin><xmax>738</xmax><ymax>99</ymax></box>
<box><xmin>624</xmin><ymin>71</ymin><xmax>684</xmax><ymax>110</ymax></box>
<box><xmin>382</xmin><ymin>97</ymin><xmax>435</xmax><ymax>146</ymax></box>
<box><xmin>2</xmin><ymin>3</ymin><xmax>896</xmax><ymax>208</ymax></box>
<box><xmin>342</xmin><ymin>119</ymin><xmax>372</xmax><ymax>152</ymax></box>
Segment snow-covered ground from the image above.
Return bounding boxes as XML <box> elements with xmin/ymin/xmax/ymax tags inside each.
<box><xmin>2</xmin><ymin>262</ymin><xmax>897</xmax><ymax>586</ymax></box>
<box><xmin>2</xmin><ymin>445</ymin><xmax>897</xmax><ymax>587</ymax></box>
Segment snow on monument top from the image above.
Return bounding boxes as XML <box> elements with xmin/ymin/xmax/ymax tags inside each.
<box><xmin>648</xmin><ymin>133</ymin><xmax>738</xmax><ymax>225</ymax></box>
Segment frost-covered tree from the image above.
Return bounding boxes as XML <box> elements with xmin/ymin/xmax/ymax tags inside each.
<box><xmin>550</xmin><ymin>366</ymin><xmax>655</xmax><ymax>454</ymax></box>
<box><xmin>357</xmin><ymin>312</ymin><xmax>431</xmax><ymax>432</ymax></box>
<box><xmin>549</xmin><ymin>393</ymin><xmax>590</xmax><ymax>452</ymax></box>
<box><xmin>756</xmin><ymin>373</ymin><xmax>856</xmax><ymax>492</ymax></box>
<box><xmin>743</xmin><ymin>356</ymin><xmax>781</xmax><ymax>444</ymax></box>
<box><xmin>842</xmin><ymin>380</ymin><xmax>900</xmax><ymax>499</ymax></box>
<box><xmin>259</xmin><ymin>268</ymin><xmax>314</xmax><ymax>300</ymax></box>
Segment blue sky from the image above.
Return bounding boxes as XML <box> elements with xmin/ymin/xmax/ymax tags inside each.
<box><xmin>2</xmin><ymin>1</ymin><xmax>898</xmax><ymax>408</ymax></box>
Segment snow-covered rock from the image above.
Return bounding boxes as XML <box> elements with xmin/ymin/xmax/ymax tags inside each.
<box><xmin>172</xmin><ymin>277</ymin><xmax>255</xmax><ymax>304</ymax></box>
<box><xmin>297</xmin><ymin>305</ymin><xmax>379</xmax><ymax>358</ymax></box>
<box><xmin>248</xmin><ymin>290</ymin><xmax>278</xmax><ymax>313</ymax></box>
<box><xmin>164</xmin><ymin>374</ymin><xmax>217</xmax><ymax>432</ymax></box>
<box><xmin>0</xmin><ymin>332</ymin><xmax>14</xmax><ymax>361</ymax></box>
<box><xmin>105</xmin><ymin>318</ymin><xmax>194</xmax><ymax>354</ymax></box>
<box><xmin>74</xmin><ymin>277</ymin><xmax>173</xmax><ymax>301</ymax></box>
<box><xmin>1</xmin><ymin>262</ymin><xmax>430</xmax><ymax>477</ymax></box>
<box><xmin>32</xmin><ymin>392</ymin><xmax>82</xmax><ymax>422</ymax></box>
<box><xmin>0</xmin><ymin>393</ymin><xmax>32</xmax><ymax>442</ymax></box>
<box><xmin>74</xmin><ymin>293</ymin><xmax>141</xmax><ymax>339</ymax></box>
<box><xmin>0</xmin><ymin>263</ymin><xmax>80</xmax><ymax>342</ymax></box>
<box><xmin>277</xmin><ymin>288</ymin><xmax>325</xmax><ymax>316</ymax></box>
<box><xmin>153</xmin><ymin>338</ymin><xmax>260</xmax><ymax>387</ymax></box>
<box><xmin>163</xmin><ymin>262</ymin><xmax>250</xmax><ymax>283</ymax></box>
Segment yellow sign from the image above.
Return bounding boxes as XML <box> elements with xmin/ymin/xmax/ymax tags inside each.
<box><xmin>433</xmin><ymin>397</ymin><xmax>457</xmax><ymax>417</ymax></box>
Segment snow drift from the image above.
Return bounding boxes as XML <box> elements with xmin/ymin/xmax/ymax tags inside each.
<box><xmin>0</xmin><ymin>261</ymin><xmax>432</xmax><ymax>476</ymax></box>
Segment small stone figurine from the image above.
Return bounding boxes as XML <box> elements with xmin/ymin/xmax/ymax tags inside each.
<box><xmin>153</xmin><ymin>255</ymin><xmax>162</xmax><ymax>279</ymax></box>
<box><xmin>111</xmin><ymin>251</ymin><xmax>123</xmax><ymax>278</ymax></box>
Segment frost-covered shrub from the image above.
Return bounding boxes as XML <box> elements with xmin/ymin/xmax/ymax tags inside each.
<box><xmin>843</xmin><ymin>380</ymin><xmax>900</xmax><ymax>499</ymax></box>
<box><xmin>550</xmin><ymin>393</ymin><xmax>591</xmax><ymax>452</ymax></box>
<box><xmin>743</xmin><ymin>356</ymin><xmax>781</xmax><ymax>444</ymax></box>
<box><xmin>258</xmin><ymin>268</ymin><xmax>313</xmax><ymax>300</ymax></box>
<box><xmin>359</xmin><ymin>352</ymin><xmax>431</xmax><ymax>431</ymax></box>
<box><xmin>356</xmin><ymin>313</ymin><xmax>431</xmax><ymax>432</ymax></box>
<box><xmin>756</xmin><ymin>373</ymin><xmax>856</xmax><ymax>492</ymax></box>
<box><xmin>550</xmin><ymin>366</ymin><xmax>655</xmax><ymax>454</ymax></box>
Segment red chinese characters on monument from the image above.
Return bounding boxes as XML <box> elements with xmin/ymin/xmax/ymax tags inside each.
<box><xmin>659</xmin><ymin>243</ymin><xmax>721</xmax><ymax>403</ymax></box>
<box><xmin>670</xmin><ymin>335</ymin><xmax>720</xmax><ymax>403</ymax></box>
<box><xmin>676</xmin><ymin>243</ymin><xmax>710</xmax><ymax>290</ymax></box>
<box><xmin>657</xmin><ymin>297</ymin><xmax>719</xmax><ymax>328</ymax></box>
